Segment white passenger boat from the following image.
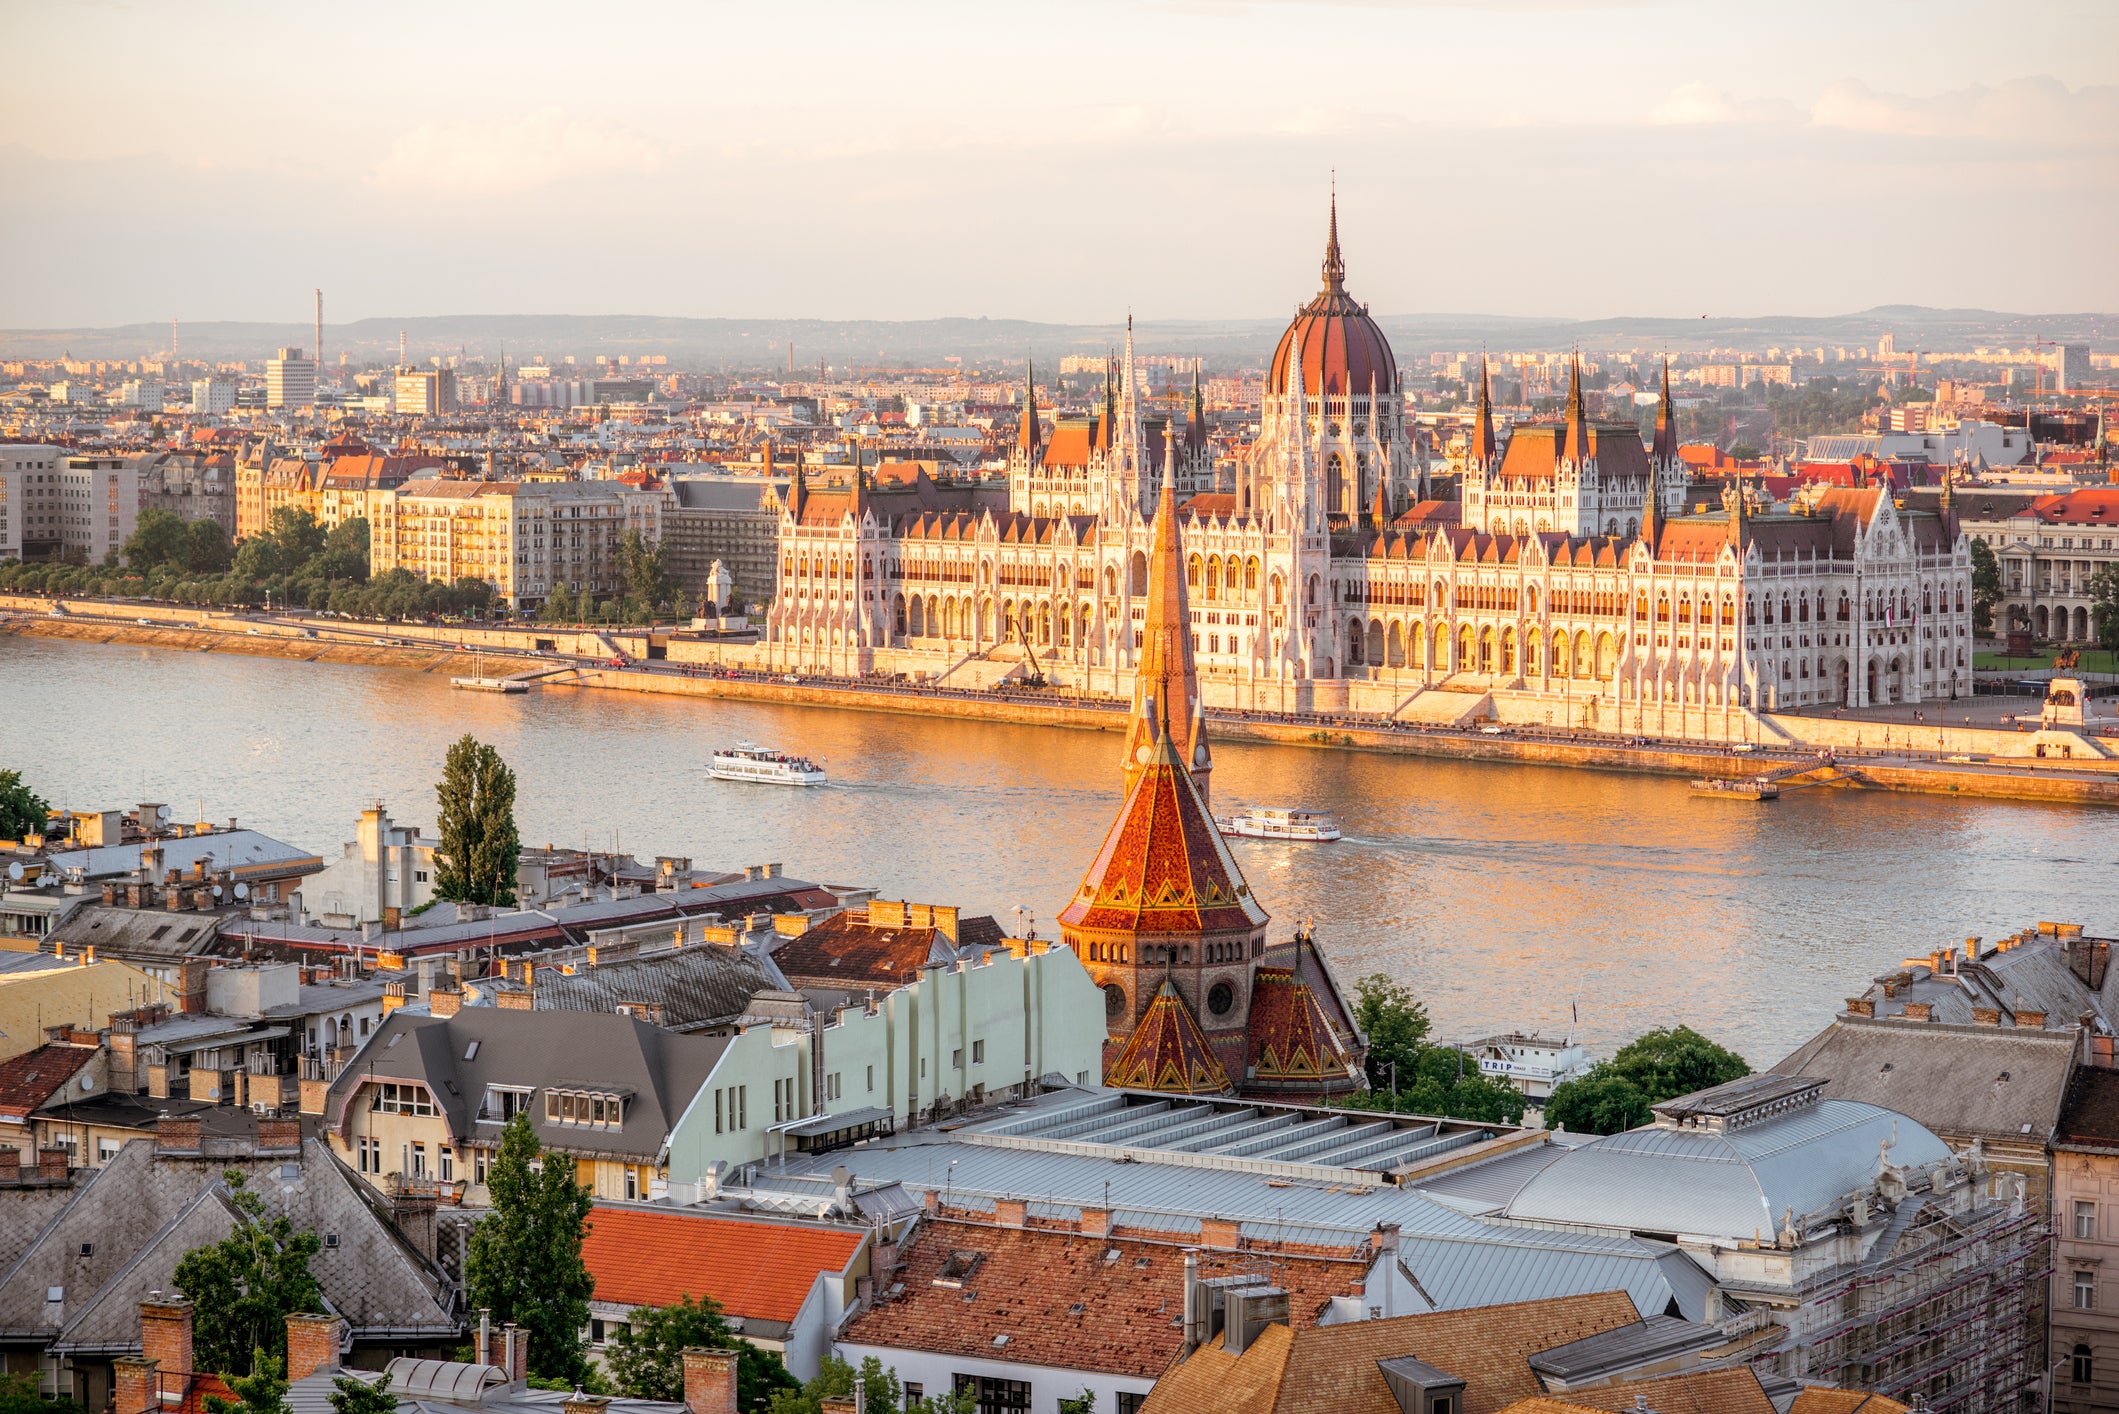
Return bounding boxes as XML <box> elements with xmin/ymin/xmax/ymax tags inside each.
<box><xmin>1215</xmin><ymin>806</ymin><xmax>1342</xmax><ymax>842</ymax></box>
<box><xmin>709</xmin><ymin>742</ymin><xmax>828</xmax><ymax>786</ymax></box>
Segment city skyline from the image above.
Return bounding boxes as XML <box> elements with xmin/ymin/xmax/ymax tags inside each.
<box><xmin>2</xmin><ymin>0</ymin><xmax>2115</xmax><ymax>329</ymax></box>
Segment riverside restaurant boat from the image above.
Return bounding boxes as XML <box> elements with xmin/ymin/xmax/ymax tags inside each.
<box><xmin>709</xmin><ymin>743</ymin><xmax>828</xmax><ymax>786</ymax></box>
<box><xmin>1215</xmin><ymin>806</ymin><xmax>1343</xmax><ymax>842</ymax></box>
<box><xmin>1690</xmin><ymin>775</ymin><xmax>1779</xmax><ymax>802</ymax></box>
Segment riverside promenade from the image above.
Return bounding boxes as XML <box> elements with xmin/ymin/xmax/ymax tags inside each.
<box><xmin>8</xmin><ymin>594</ymin><xmax>2115</xmax><ymax>808</ymax></box>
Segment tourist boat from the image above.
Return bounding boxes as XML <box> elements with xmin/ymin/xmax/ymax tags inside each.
<box><xmin>1215</xmin><ymin>806</ymin><xmax>1342</xmax><ymax>841</ymax></box>
<box><xmin>449</xmin><ymin>676</ymin><xmax>527</xmax><ymax>694</ymax></box>
<box><xmin>709</xmin><ymin>742</ymin><xmax>828</xmax><ymax>786</ymax></box>
<box><xmin>1689</xmin><ymin>776</ymin><xmax>1779</xmax><ymax>802</ymax></box>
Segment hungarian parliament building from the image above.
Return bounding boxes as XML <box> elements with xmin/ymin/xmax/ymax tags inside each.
<box><xmin>762</xmin><ymin>203</ymin><xmax>1973</xmax><ymax>734</ymax></box>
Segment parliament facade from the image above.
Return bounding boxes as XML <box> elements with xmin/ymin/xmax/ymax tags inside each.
<box><xmin>762</xmin><ymin>200</ymin><xmax>1973</xmax><ymax>736</ymax></box>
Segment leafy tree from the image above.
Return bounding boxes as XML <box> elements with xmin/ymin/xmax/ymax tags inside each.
<box><xmin>0</xmin><ymin>770</ymin><xmax>51</xmax><ymax>840</ymax></box>
<box><xmin>463</xmin><ymin>1114</ymin><xmax>594</xmax><ymax>1385</ymax></box>
<box><xmin>604</xmin><ymin>1295</ymin><xmax>795</xmax><ymax>1408</ymax></box>
<box><xmin>313</xmin><ymin>517</ymin><xmax>371</xmax><ymax>582</ymax></box>
<box><xmin>1059</xmin><ymin>1391</ymin><xmax>1098</xmax><ymax>1414</ymax></box>
<box><xmin>266</xmin><ymin>507</ymin><xmax>328</xmax><ymax>567</ymax></box>
<box><xmin>539</xmin><ymin>584</ymin><xmax>579</xmax><ymax>624</ymax></box>
<box><xmin>123</xmin><ymin>508</ymin><xmax>194</xmax><ymax>570</ymax></box>
<box><xmin>172</xmin><ymin>1172</ymin><xmax>322</xmax><ymax>1376</ymax></box>
<box><xmin>326</xmin><ymin>1373</ymin><xmax>394</xmax><ymax>1414</ymax></box>
<box><xmin>188</xmin><ymin>518</ymin><xmax>235</xmax><ymax>574</ymax></box>
<box><xmin>1969</xmin><ymin>537</ymin><xmax>2002</xmax><ymax>635</ymax></box>
<box><xmin>0</xmin><ymin>1371</ymin><xmax>82</xmax><ymax>1414</ymax></box>
<box><xmin>1604</xmin><ymin>1025</ymin><xmax>1750</xmax><ymax>1101</ymax></box>
<box><xmin>433</xmin><ymin>735</ymin><xmax>520</xmax><ymax>906</ymax></box>
<box><xmin>204</xmin><ymin>1354</ymin><xmax>288</xmax><ymax>1414</ymax></box>
<box><xmin>1351</xmin><ymin>973</ymin><xmax>1429</xmax><ymax>1094</ymax></box>
<box><xmin>617</xmin><ymin>530</ymin><xmax>674</xmax><ymax>621</ymax></box>
<box><xmin>912</xmin><ymin>1385</ymin><xmax>977</xmax><ymax>1414</ymax></box>
<box><xmin>2088</xmin><ymin>565</ymin><xmax>2119</xmax><ymax>649</ymax></box>
<box><xmin>1544</xmin><ymin>1072</ymin><xmax>1654</xmax><ymax>1136</ymax></box>
<box><xmin>766</xmin><ymin>1355</ymin><xmax>901</xmax><ymax>1414</ymax></box>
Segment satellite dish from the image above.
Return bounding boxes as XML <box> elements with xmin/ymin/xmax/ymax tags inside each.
<box><xmin>211</xmin><ymin>885</ymin><xmax>223</xmax><ymax>899</ymax></box>
<box><xmin>5</xmin><ymin>863</ymin><xmax>21</xmax><ymax>881</ymax></box>
<box><xmin>79</xmin><ymin>1074</ymin><xmax>95</xmax><ymax>1092</ymax></box>
<box><xmin>234</xmin><ymin>882</ymin><xmax>250</xmax><ymax>900</ymax></box>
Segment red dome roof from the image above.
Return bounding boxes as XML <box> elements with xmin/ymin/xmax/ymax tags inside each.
<box><xmin>1266</xmin><ymin>199</ymin><xmax>1397</xmax><ymax>399</ymax></box>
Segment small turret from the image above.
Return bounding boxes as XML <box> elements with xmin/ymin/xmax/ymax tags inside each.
<box><xmin>1563</xmin><ymin>355</ymin><xmax>1592</xmax><ymax>466</ymax></box>
<box><xmin>1017</xmin><ymin>359</ymin><xmax>1042</xmax><ymax>459</ymax></box>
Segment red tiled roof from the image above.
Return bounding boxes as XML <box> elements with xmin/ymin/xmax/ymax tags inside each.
<box><xmin>581</xmin><ymin>1206</ymin><xmax>864</xmax><ymax>1323</ymax></box>
<box><xmin>2035</xmin><ymin>487</ymin><xmax>2119</xmax><ymax>525</ymax></box>
<box><xmin>1244</xmin><ymin>968</ymin><xmax>1354</xmax><ymax>1087</ymax></box>
<box><xmin>1498</xmin><ymin>424</ymin><xmax>1653</xmax><ymax>483</ymax></box>
<box><xmin>1108</xmin><ymin>979</ymin><xmax>1233</xmax><ymax>1094</ymax></box>
<box><xmin>0</xmin><ymin>1043</ymin><xmax>97</xmax><ymax>1123</ymax></box>
<box><xmin>841</xmin><ymin>1217</ymin><xmax>1366</xmax><ymax>1381</ymax></box>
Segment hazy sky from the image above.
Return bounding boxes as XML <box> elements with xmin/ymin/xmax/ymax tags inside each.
<box><xmin>2</xmin><ymin>0</ymin><xmax>2114</xmax><ymax>328</ymax></box>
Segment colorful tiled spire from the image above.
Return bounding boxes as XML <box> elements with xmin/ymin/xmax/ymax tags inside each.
<box><xmin>1120</xmin><ymin>418</ymin><xmax>1211</xmax><ymax>802</ymax></box>
<box><xmin>1105</xmin><ymin>974</ymin><xmax>1233</xmax><ymax>1095</ymax></box>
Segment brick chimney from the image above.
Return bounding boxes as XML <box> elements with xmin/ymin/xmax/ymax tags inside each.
<box><xmin>682</xmin><ymin>1349</ymin><xmax>739</xmax><ymax>1414</ymax></box>
<box><xmin>178</xmin><ymin>959</ymin><xmax>210</xmax><ymax>1015</ymax></box>
<box><xmin>1901</xmin><ymin>1002</ymin><xmax>1932</xmax><ymax>1022</ymax></box>
<box><xmin>819</xmin><ymin>1400</ymin><xmax>857</xmax><ymax>1414</ymax></box>
<box><xmin>140</xmin><ymin>1294</ymin><xmax>195</xmax><ymax>1381</ymax></box>
<box><xmin>1079</xmin><ymin>1206</ymin><xmax>1111</xmax><ymax>1239</ymax></box>
<box><xmin>1199</xmin><ymin>1217</ymin><xmax>1241</xmax><ymax>1251</ymax></box>
<box><xmin>36</xmin><ymin>1147</ymin><xmax>69</xmax><ymax>1180</ymax></box>
<box><xmin>993</xmin><ymin>1198</ymin><xmax>1026</xmax><ymax>1229</ymax></box>
<box><xmin>0</xmin><ymin>1148</ymin><xmax>19</xmax><ymax>1182</ymax></box>
<box><xmin>564</xmin><ymin>1397</ymin><xmax>612</xmax><ymax>1414</ymax></box>
<box><xmin>285</xmin><ymin>1312</ymin><xmax>342</xmax><ymax>1383</ymax></box>
<box><xmin>1973</xmin><ymin>1007</ymin><xmax>2002</xmax><ymax>1026</ymax></box>
<box><xmin>1845</xmin><ymin>998</ymin><xmax>1875</xmax><ymax>1018</ymax></box>
<box><xmin>429</xmin><ymin>985</ymin><xmax>464</xmax><ymax>1019</ymax></box>
<box><xmin>157</xmin><ymin>1117</ymin><xmax>203</xmax><ymax>1154</ymax></box>
<box><xmin>501</xmin><ymin>1323</ymin><xmax>529</xmax><ymax>1380</ymax></box>
<box><xmin>2016</xmin><ymin>1009</ymin><xmax>2048</xmax><ymax>1028</ymax></box>
<box><xmin>114</xmin><ymin>1356</ymin><xmax>158</xmax><ymax>1414</ymax></box>
<box><xmin>257</xmin><ymin>1118</ymin><xmax>302</xmax><ymax>1153</ymax></box>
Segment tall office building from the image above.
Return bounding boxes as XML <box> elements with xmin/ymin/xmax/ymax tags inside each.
<box><xmin>191</xmin><ymin>378</ymin><xmax>237</xmax><ymax>416</ymax></box>
<box><xmin>265</xmin><ymin>347</ymin><xmax>317</xmax><ymax>409</ymax></box>
<box><xmin>392</xmin><ymin>368</ymin><xmax>459</xmax><ymax>416</ymax></box>
<box><xmin>2055</xmin><ymin>344</ymin><xmax>2092</xmax><ymax>393</ymax></box>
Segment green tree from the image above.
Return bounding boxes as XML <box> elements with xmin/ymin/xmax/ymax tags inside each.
<box><xmin>187</xmin><ymin>518</ymin><xmax>235</xmax><ymax>574</ymax></box>
<box><xmin>1604</xmin><ymin>1025</ymin><xmax>1750</xmax><ymax>1101</ymax></box>
<box><xmin>204</xmin><ymin>1354</ymin><xmax>288</xmax><ymax>1414</ymax></box>
<box><xmin>1969</xmin><ymin>537</ymin><xmax>2002</xmax><ymax>635</ymax></box>
<box><xmin>604</xmin><ymin>1296</ymin><xmax>794</xmax><ymax>1408</ymax></box>
<box><xmin>2088</xmin><ymin>565</ymin><xmax>2119</xmax><ymax>649</ymax></box>
<box><xmin>1059</xmin><ymin>1391</ymin><xmax>1098</xmax><ymax>1414</ymax></box>
<box><xmin>1351</xmin><ymin>973</ymin><xmax>1429</xmax><ymax>1094</ymax></box>
<box><xmin>617</xmin><ymin>530</ymin><xmax>674</xmax><ymax>620</ymax></box>
<box><xmin>313</xmin><ymin>517</ymin><xmax>371</xmax><ymax>582</ymax></box>
<box><xmin>123</xmin><ymin>508</ymin><xmax>193</xmax><ymax>570</ymax></box>
<box><xmin>433</xmin><ymin>735</ymin><xmax>520</xmax><ymax>906</ymax></box>
<box><xmin>912</xmin><ymin>1385</ymin><xmax>977</xmax><ymax>1414</ymax></box>
<box><xmin>463</xmin><ymin>1114</ymin><xmax>594</xmax><ymax>1385</ymax></box>
<box><xmin>0</xmin><ymin>770</ymin><xmax>51</xmax><ymax>840</ymax></box>
<box><xmin>267</xmin><ymin>506</ymin><xmax>328</xmax><ymax>569</ymax></box>
<box><xmin>539</xmin><ymin>584</ymin><xmax>579</xmax><ymax>624</ymax></box>
<box><xmin>1544</xmin><ymin>1072</ymin><xmax>1654</xmax><ymax>1136</ymax></box>
<box><xmin>0</xmin><ymin>1371</ymin><xmax>82</xmax><ymax>1414</ymax></box>
<box><xmin>326</xmin><ymin>1373</ymin><xmax>394</xmax><ymax>1414</ymax></box>
<box><xmin>766</xmin><ymin>1355</ymin><xmax>902</xmax><ymax>1414</ymax></box>
<box><xmin>172</xmin><ymin>1172</ymin><xmax>322</xmax><ymax>1376</ymax></box>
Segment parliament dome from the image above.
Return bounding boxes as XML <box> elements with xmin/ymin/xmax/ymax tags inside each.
<box><xmin>1265</xmin><ymin>198</ymin><xmax>1398</xmax><ymax>400</ymax></box>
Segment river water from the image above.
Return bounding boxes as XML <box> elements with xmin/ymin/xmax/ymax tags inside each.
<box><xmin>5</xmin><ymin>635</ymin><xmax>2114</xmax><ymax>1065</ymax></box>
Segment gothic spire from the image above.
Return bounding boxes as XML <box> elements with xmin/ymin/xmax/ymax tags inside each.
<box><xmin>1725</xmin><ymin>475</ymin><xmax>1746</xmax><ymax>549</ymax></box>
<box><xmin>1322</xmin><ymin>183</ymin><xmax>1345</xmax><ymax>292</ymax></box>
<box><xmin>1122</xmin><ymin>420</ymin><xmax>1210</xmax><ymax>802</ymax></box>
<box><xmin>1651</xmin><ymin>356</ymin><xmax>1677</xmax><ymax>469</ymax></box>
<box><xmin>1018</xmin><ymin>358</ymin><xmax>1042</xmax><ymax>458</ymax></box>
<box><xmin>1473</xmin><ymin>355</ymin><xmax>1497</xmax><ymax>466</ymax></box>
<box><xmin>1564</xmin><ymin>354</ymin><xmax>1591</xmax><ymax>465</ymax></box>
<box><xmin>849</xmin><ymin>443</ymin><xmax>865</xmax><ymax>523</ymax></box>
<box><xmin>1187</xmin><ymin>361</ymin><xmax>1208</xmax><ymax>454</ymax></box>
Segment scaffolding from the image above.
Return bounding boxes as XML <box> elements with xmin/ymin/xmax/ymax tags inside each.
<box><xmin>1741</xmin><ymin>1200</ymin><xmax>2048</xmax><ymax>1414</ymax></box>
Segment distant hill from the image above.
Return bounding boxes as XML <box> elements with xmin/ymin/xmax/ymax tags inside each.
<box><xmin>4</xmin><ymin>306</ymin><xmax>2110</xmax><ymax>370</ymax></box>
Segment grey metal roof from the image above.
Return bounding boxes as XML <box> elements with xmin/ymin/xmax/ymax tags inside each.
<box><xmin>288</xmin><ymin>1365</ymin><xmax>687</xmax><ymax>1414</ymax></box>
<box><xmin>1527</xmin><ymin>1313</ymin><xmax>1729</xmax><ymax>1382</ymax></box>
<box><xmin>325</xmin><ymin>1008</ymin><xmax>729</xmax><ymax>1160</ymax></box>
<box><xmin>1405</xmin><ymin>1138</ymin><xmax>1581</xmax><ymax>1213</ymax></box>
<box><xmin>47</xmin><ymin>906</ymin><xmax>224</xmax><ymax>961</ymax></box>
<box><xmin>526</xmin><ymin>943</ymin><xmax>790</xmax><ymax>1032</ymax></box>
<box><xmin>0</xmin><ymin>1137</ymin><xmax>455</xmax><ymax>1351</ymax></box>
<box><xmin>1502</xmin><ymin>1098</ymin><xmax>1953</xmax><ymax>1242</ymax></box>
<box><xmin>42</xmin><ymin>830</ymin><xmax>322</xmax><ymax>882</ymax></box>
<box><xmin>1772</xmin><ymin>1018</ymin><xmax>2078</xmax><ymax>1143</ymax></box>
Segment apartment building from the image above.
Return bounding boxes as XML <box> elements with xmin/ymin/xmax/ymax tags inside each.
<box><xmin>371</xmin><ymin>476</ymin><xmax>663</xmax><ymax>610</ymax></box>
<box><xmin>1907</xmin><ymin>485</ymin><xmax>2119</xmax><ymax>642</ymax></box>
<box><xmin>190</xmin><ymin>378</ymin><xmax>237</xmax><ymax>416</ymax></box>
<box><xmin>265</xmin><ymin>347</ymin><xmax>316</xmax><ymax>409</ymax></box>
<box><xmin>0</xmin><ymin>451</ymin><xmax>140</xmax><ymax>564</ymax></box>
<box><xmin>393</xmin><ymin>368</ymin><xmax>459</xmax><ymax>416</ymax></box>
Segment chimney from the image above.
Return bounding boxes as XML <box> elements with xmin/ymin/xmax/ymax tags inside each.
<box><xmin>285</xmin><ymin>1312</ymin><xmax>342</xmax><ymax>1383</ymax></box>
<box><xmin>502</xmin><ymin>1323</ymin><xmax>529</xmax><ymax>1380</ymax></box>
<box><xmin>564</xmin><ymin>1398</ymin><xmax>612</xmax><ymax>1414</ymax></box>
<box><xmin>257</xmin><ymin>1118</ymin><xmax>301</xmax><ymax>1153</ymax></box>
<box><xmin>2016</xmin><ymin>1009</ymin><xmax>2048</xmax><ymax>1029</ymax></box>
<box><xmin>114</xmin><ymin>1356</ymin><xmax>158</xmax><ymax>1414</ymax></box>
<box><xmin>1199</xmin><ymin>1217</ymin><xmax>1241</xmax><ymax>1251</ymax></box>
<box><xmin>1901</xmin><ymin>1002</ymin><xmax>1933</xmax><ymax>1022</ymax></box>
<box><xmin>430</xmin><ymin>984</ymin><xmax>464</xmax><ymax>1019</ymax></box>
<box><xmin>682</xmin><ymin>1348</ymin><xmax>739</xmax><ymax>1414</ymax></box>
<box><xmin>819</xmin><ymin>1401</ymin><xmax>857</xmax><ymax>1414</ymax></box>
<box><xmin>102</xmin><ymin>883</ymin><xmax>117</xmax><ymax>906</ymax></box>
<box><xmin>156</xmin><ymin>1117</ymin><xmax>203</xmax><ymax>1154</ymax></box>
<box><xmin>1973</xmin><ymin>1007</ymin><xmax>2002</xmax><ymax>1026</ymax></box>
<box><xmin>475</xmin><ymin>1309</ymin><xmax>492</xmax><ymax>1368</ymax></box>
<box><xmin>1079</xmin><ymin>1206</ymin><xmax>1111</xmax><ymax>1239</ymax></box>
<box><xmin>1845</xmin><ymin>998</ymin><xmax>1875</xmax><ymax>1018</ymax></box>
<box><xmin>140</xmin><ymin>1294</ymin><xmax>195</xmax><ymax>1382</ymax></box>
<box><xmin>994</xmin><ymin>1198</ymin><xmax>1027</xmax><ymax>1230</ymax></box>
<box><xmin>0</xmin><ymin>1149</ymin><xmax>18</xmax><ymax>1182</ymax></box>
<box><xmin>36</xmin><ymin>1147</ymin><xmax>69</xmax><ymax>1181</ymax></box>
<box><xmin>1181</xmin><ymin>1249</ymin><xmax>1205</xmax><ymax>1356</ymax></box>
<box><xmin>178</xmin><ymin>959</ymin><xmax>210</xmax><ymax>1014</ymax></box>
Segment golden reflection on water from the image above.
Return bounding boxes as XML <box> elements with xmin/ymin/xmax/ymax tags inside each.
<box><xmin>8</xmin><ymin>637</ymin><xmax>2114</xmax><ymax>1064</ymax></box>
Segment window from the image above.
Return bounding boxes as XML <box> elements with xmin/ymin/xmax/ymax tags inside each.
<box><xmin>952</xmin><ymin>1375</ymin><xmax>1030</xmax><ymax>1413</ymax></box>
<box><xmin>866</xmin><ymin>1065</ymin><xmax>875</xmax><ymax>1093</ymax></box>
<box><xmin>2079</xmin><ymin>1200</ymin><xmax>2097</xmax><ymax>1240</ymax></box>
<box><xmin>410</xmin><ymin>1143</ymin><xmax>427</xmax><ymax>1178</ymax></box>
<box><xmin>479</xmin><ymin>1086</ymin><xmax>533</xmax><ymax>1122</ymax></box>
<box><xmin>475</xmin><ymin>1152</ymin><xmax>489</xmax><ymax>1185</ymax></box>
<box><xmin>2077</xmin><ymin>1271</ymin><xmax>2097</xmax><ymax>1310</ymax></box>
<box><xmin>1116</xmin><ymin>1397</ymin><xmax>1146</xmax><ymax>1414</ymax></box>
<box><xmin>971</xmin><ymin>1039</ymin><xmax>985</xmax><ymax>1064</ymax></box>
<box><xmin>2074</xmin><ymin>1344</ymin><xmax>2094</xmax><ymax>1385</ymax></box>
<box><xmin>439</xmin><ymin>1148</ymin><xmax>454</xmax><ymax>1182</ymax></box>
<box><xmin>952</xmin><ymin>1048</ymin><xmax>964</xmax><ymax>1071</ymax></box>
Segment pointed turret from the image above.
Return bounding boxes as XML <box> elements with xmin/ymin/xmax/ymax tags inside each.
<box><xmin>1563</xmin><ymin>355</ymin><xmax>1592</xmax><ymax>465</ymax></box>
<box><xmin>1121</xmin><ymin>419</ymin><xmax>1210</xmax><ymax>803</ymax></box>
<box><xmin>1472</xmin><ymin>356</ymin><xmax>1497</xmax><ymax>467</ymax></box>
<box><xmin>1322</xmin><ymin>186</ymin><xmax>1346</xmax><ymax>293</ymax></box>
<box><xmin>1726</xmin><ymin>475</ymin><xmax>1747</xmax><ymax>549</ymax></box>
<box><xmin>1017</xmin><ymin>359</ymin><xmax>1041</xmax><ymax>458</ymax></box>
<box><xmin>1651</xmin><ymin>357</ymin><xmax>1678</xmax><ymax>470</ymax></box>
<box><xmin>788</xmin><ymin>460</ymin><xmax>807</xmax><ymax>521</ymax></box>
<box><xmin>848</xmin><ymin>444</ymin><xmax>865</xmax><ymax>523</ymax></box>
<box><xmin>1187</xmin><ymin>362</ymin><xmax>1208</xmax><ymax>455</ymax></box>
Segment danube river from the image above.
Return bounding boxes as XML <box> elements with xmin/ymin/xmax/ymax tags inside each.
<box><xmin>6</xmin><ymin>636</ymin><xmax>2114</xmax><ymax>1064</ymax></box>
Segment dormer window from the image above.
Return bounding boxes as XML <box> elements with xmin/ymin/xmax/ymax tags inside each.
<box><xmin>371</xmin><ymin>1082</ymin><xmax>436</xmax><ymax>1117</ymax></box>
<box><xmin>545</xmin><ymin>1088</ymin><xmax>628</xmax><ymax>1128</ymax></box>
<box><xmin>478</xmin><ymin>1085</ymin><xmax>534</xmax><ymax>1123</ymax></box>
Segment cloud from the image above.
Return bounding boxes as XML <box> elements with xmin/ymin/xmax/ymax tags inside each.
<box><xmin>1651</xmin><ymin>82</ymin><xmax>1792</xmax><ymax>126</ymax></box>
<box><xmin>1810</xmin><ymin>75</ymin><xmax>2119</xmax><ymax>148</ymax></box>
<box><xmin>368</xmin><ymin>109</ymin><xmax>664</xmax><ymax>196</ymax></box>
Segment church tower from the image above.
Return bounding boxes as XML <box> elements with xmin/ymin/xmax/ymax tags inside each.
<box><xmin>1121</xmin><ymin>423</ymin><xmax>1211</xmax><ymax>805</ymax></box>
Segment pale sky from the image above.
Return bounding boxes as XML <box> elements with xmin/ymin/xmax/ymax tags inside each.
<box><xmin>2</xmin><ymin>0</ymin><xmax>2114</xmax><ymax>328</ymax></box>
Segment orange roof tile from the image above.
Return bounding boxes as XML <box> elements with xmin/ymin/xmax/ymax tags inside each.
<box><xmin>581</xmin><ymin>1206</ymin><xmax>864</xmax><ymax>1324</ymax></box>
<box><xmin>1108</xmin><ymin>979</ymin><xmax>1234</xmax><ymax>1094</ymax></box>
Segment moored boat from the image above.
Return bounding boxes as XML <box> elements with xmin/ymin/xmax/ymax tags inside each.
<box><xmin>1215</xmin><ymin>806</ymin><xmax>1342</xmax><ymax>841</ymax></box>
<box><xmin>1690</xmin><ymin>776</ymin><xmax>1779</xmax><ymax>801</ymax></box>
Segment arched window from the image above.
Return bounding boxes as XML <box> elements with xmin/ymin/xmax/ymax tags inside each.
<box><xmin>1245</xmin><ymin>557</ymin><xmax>1260</xmax><ymax>591</ymax></box>
<box><xmin>1129</xmin><ymin>551</ymin><xmax>1148</xmax><ymax>596</ymax></box>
